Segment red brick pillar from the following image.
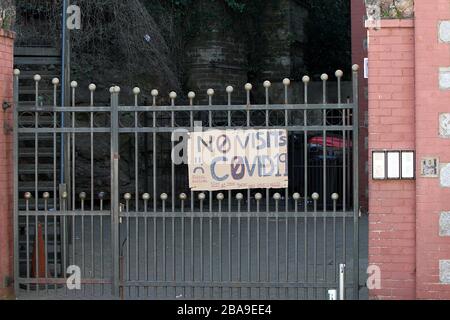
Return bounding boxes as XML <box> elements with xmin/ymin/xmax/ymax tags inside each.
<box><xmin>367</xmin><ymin>19</ymin><xmax>416</xmax><ymax>299</ymax></box>
<box><xmin>0</xmin><ymin>29</ymin><xmax>15</xmax><ymax>299</ymax></box>
<box><xmin>414</xmin><ymin>0</ymin><xmax>450</xmax><ymax>300</ymax></box>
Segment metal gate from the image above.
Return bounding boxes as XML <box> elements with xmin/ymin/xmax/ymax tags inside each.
<box><xmin>13</xmin><ymin>65</ymin><xmax>360</xmax><ymax>300</ymax></box>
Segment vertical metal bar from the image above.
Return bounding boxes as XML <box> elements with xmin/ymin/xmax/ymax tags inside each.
<box><xmin>191</xmin><ymin>207</ymin><xmax>194</xmax><ymax>298</ymax></box>
<box><xmin>322</xmin><ymin>75</ymin><xmax>328</xmax><ymax>293</ymax></box>
<box><xmin>125</xmin><ymin>199</ymin><xmax>130</xmax><ymax>298</ymax></box>
<box><xmin>100</xmin><ymin>194</ymin><xmax>104</xmax><ymax>296</ymax></box>
<box><xmin>162</xmin><ymin>195</ymin><xmax>167</xmax><ymax>298</ymax></box>
<box><xmin>153</xmin><ymin>94</ymin><xmax>157</xmax><ymax>213</ymax></box>
<box><xmin>228</xmin><ymin>203</ymin><xmax>232</xmax><ymax>298</ymax></box>
<box><xmin>237</xmin><ymin>195</ymin><xmax>241</xmax><ymax>299</ymax></box>
<box><xmin>53</xmin><ymin>80</ymin><xmax>58</xmax><ymax>292</ymax></box>
<box><xmin>144</xmin><ymin>196</ymin><xmax>149</xmax><ymax>297</ymax></box>
<box><xmin>313</xmin><ymin>194</ymin><xmax>318</xmax><ymax>299</ymax></box>
<box><xmin>265</xmin><ymin>84</ymin><xmax>270</xmax><ymax>213</ymax></box>
<box><xmin>89</xmin><ymin>86</ymin><xmax>95</xmax><ymax>296</ymax></box>
<box><xmin>245</xmin><ymin>88</ymin><xmax>251</xmax><ymax>299</ymax></box>
<box><xmin>80</xmin><ymin>195</ymin><xmax>85</xmax><ymax>296</ymax></box>
<box><xmin>135</xmin><ymin>92</ymin><xmax>140</xmax><ymax>298</ymax></box>
<box><xmin>110</xmin><ymin>87</ymin><xmax>120</xmax><ymax>296</ymax></box>
<box><xmin>294</xmin><ymin>195</ymin><xmax>298</xmax><ymax>299</ymax></box>
<box><xmin>208</xmin><ymin>92</ymin><xmax>213</xmax><ymax>298</ymax></box>
<box><xmin>71</xmin><ymin>84</ymin><xmax>76</xmax><ymax>211</ymax></box>
<box><xmin>256</xmin><ymin>195</ymin><xmax>260</xmax><ymax>298</ymax></box>
<box><xmin>153</xmin><ymin>211</ymin><xmax>157</xmax><ymax>298</ymax></box>
<box><xmin>217</xmin><ymin>195</ymin><xmax>222</xmax><ymax>298</ymax></box>
<box><xmin>13</xmin><ymin>70</ymin><xmax>20</xmax><ymax>295</ymax></box>
<box><xmin>333</xmin><ymin>195</ymin><xmax>338</xmax><ymax>284</ymax></box>
<box><xmin>135</xmin><ymin>203</ymin><xmax>139</xmax><ymax>297</ymax></box>
<box><xmin>266</xmin><ymin>204</ymin><xmax>269</xmax><ymax>299</ymax></box>
<box><xmin>62</xmin><ymin>192</ymin><xmax>67</xmax><ymax>296</ymax></box>
<box><xmin>152</xmin><ymin>91</ymin><xmax>158</xmax><ymax>298</ymax></box>
<box><xmin>275</xmin><ymin>196</ymin><xmax>279</xmax><ymax>299</ymax></box>
<box><xmin>337</xmin><ymin>71</ymin><xmax>347</xmax><ymax>297</ymax></box>
<box><xmin>199</xmin><ymin>195</ymin><xmax>203</xmax><ymax>298</ymax></box>
<box><xmin>352</xmin><ymin>65</ymin><xmax>360</xmax><ymax>299</ymax></box>
<box><xmin>34</xmin><ymin>77</ymin><xmax>40</xmax><ymax>295</ymax></box>
<box><xmin>339</xmin><ymin>263</ymin><xmax>345</xmax><ymax>300</ymax></box>
<box><xmin>181</xmin><ymin>195</ymin><xmax>185</xmax><ymax>298</ymax></box>
<box><xmin>303</xmin><ymin>78</ymin><xmax>309</xmax><ymax>299</ymax></box>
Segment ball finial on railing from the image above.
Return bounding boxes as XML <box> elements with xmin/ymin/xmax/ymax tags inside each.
<box><xmin>34</xmin><ymin>74</ymin><xmax>41</xmax><ymax>82</ymax></box>
<box><xmin>188</xmin><ymin>91</ymin><xmax>196</xmax><ymax>99</ymax></box>
<box><xmin>302</xmin><ymin>76</ymin><xmax>310</xmax><ymax>83</ymax></box>
<box><xmin>207</xmin><ymin>88</ymin><xmax>214</xmax><ymax>96</ymax></box>
<box><xmin>109</xmin><ymin>86</ymin><xmax>115</xmax><ymax>94</ymax></box>
<box><xmin>331</xmin><ymin>193</ymin><xmax>339</xmax><ymax>201</ymax></box>
<box><xmin>312</xmin><ymin>193</ymin><xmax>320</xmax><ymax>201</ymax></box>
<box><xmin>114</xmin><ymin>86</ymin><xmax>120</xmax><ymax>93</ymax></box>
<box><xmin>226</xmin><ymin>86</ymin><xmax>234</xmax><ymax>93</ymax></box>
<box><xmin>169</xmin><ymin>91</ymin><xmax>177</xmax><ymax>100</ymax></box>
<box><xmin>52</xmin><ymin>78</ymin><xmax>60</xmax><ymax>85</ymax></box>
<box><xmin>244</xmin><ymin>83</ymin><xmax>253</xmax><ymax>91</ymax></box>
<box><xmin>273</xmin><ymin>193</ymin><xmax>281</xmax><ymax>201</ymax></box>
<box><xmin>98</xmin><ymin>191</ymin><xmax>106</xmax><ymax>199</ymax></box>
<box><xmin>216</xmin><ymin>193</ymin><xmax>224</xmax><ymax>201</ymax></box>
<box><xmin>124</xmin><ymin>193</ymin><xmax>131</xmax><ymax>201</ymax></box>
<box><xmin>79</xmin><ymin>192</ymin><xmax>86</xmax><ymax>200</ymax></box>
<box><xmin>13</xmin><ymin>69</ymin><xmax>20</xmax><ymax>76</ymax></box>
<box><xmin>198</xmin><ymin>193</ymin><xmax>206</xmax><ymax>201</ymax></box>
<box><xmin>43</xmin><ymin>192</ymin><xmax>50</xmax><ymax>199</ymax></box>
<box><xmin>352</xmin><ymin>64</ymin><xmax>360</xmax><ymax>72</ymax></box>
<box><xmin>263</xmin><ymin>80</ymin><xmax>271</xmax><ymax>88</ymax></box>
<box><xmin>293</xmin><ymin>193</ymin><xmax>301</xmax><ymax>200</ymax></box>
<box><xmin>61</xmin><ymin>191</ymin><xmax>68</xmax><ymax>199</ymax></box>
<box><xmin>132</xmin><ymin>87</ymin><xmax>140</xmax><ymax>95</ymax></box>
<box><xmin>151</xmin><ymin>89</ymin><xmax>159</xmax><ymax>97</ymax></box>
<box><xmin>24</xmin><ymin>192</ymin><xmax>32</xmax><ymax>200</ymax></box>
<box><xmin>236</xmin><ymin>193</ymin><xmax>243</xmax><ymax>201</ymax></box>
<box><xmin>160</xmin><ymin>193</ymin><xmax>168</xmax><ymax>201</ymax></box>
<box><xmin>179</xmin><ymin>193</ymin><xmax>187</xmax><ymax>201</ymax></box>
<box><xmin>70</xmin><ymin>81</ymin><xmax>78</xmax><ymax>88</ymax></box>
<box><xmin>282</xmin><ymin>78</ymin><xmax>291</xmax><ymax>86</ymax></box>
<box><xmin>255</xmin><ymin>193</ymin><xmax>262</xmax><ymax>201</ymax></box>
<box><xmin>142</xmin><ymin>193</ymin><xmax>150</xmax><ymax>201</ymax></box>
<box><xmin>88</xmin><ymin>83</ymin><xmax>96</xmax><ymax>91</ymax></box>
<box><xmin>335</xmin><ymin>70</ymin><xmax>344</xmax><ymax>78</ymax></box>
<box><xmin>320</xmin><ymin>74</ymin><xmax>329</xmax><ymax>81</ymax></box>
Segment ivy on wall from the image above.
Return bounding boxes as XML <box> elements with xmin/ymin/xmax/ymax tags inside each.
<box><xmin>0</xmin><ymin>0</ymin><xmax>15</xmax><ymax>30</ymax></box>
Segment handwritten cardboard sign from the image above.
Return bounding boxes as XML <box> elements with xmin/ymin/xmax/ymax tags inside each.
<box><xmin>188</xmin><ymin>129</ymin><xmax>288</xmax><ymax>191</ymax></box>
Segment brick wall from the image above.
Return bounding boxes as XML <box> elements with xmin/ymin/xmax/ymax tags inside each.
<box><xmin>0</xmin><ymin>28</ymin><xmax>14</xmax><ymax>299</ymax></box>
<box><xmin>414</xmin><ymin>0</ymin><xmax>450</xmax><ymax>300</ymax></box>
<box><xmin>367</xmin><ymin>19</ymin><xmax>416</xmax><ymax>299</ymax></box>
<box><xmin>368</xmin><ymin>0</ymin><xmax>450</xmax><ymax>300</ymax></box>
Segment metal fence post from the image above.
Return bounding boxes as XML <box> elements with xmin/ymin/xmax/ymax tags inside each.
<box><xmin>352</xmin><ymin>64</ymin><xmax>360</xmax><ymax>300</ymax></box>
<box><xmin>13</xmin><ymin>69</ymin><xmax>20</xmax><ymax>295</ymax></box>
<box><xmin>110</xmin><ymin>86</ymin><xmax>120</xmax><ymax>297</ymax></box>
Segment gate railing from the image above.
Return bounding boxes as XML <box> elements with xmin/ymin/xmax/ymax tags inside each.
<box><xmin>13</xmin><ymin>65</ymin><xmax>360</xmax><ymax>299</ymax></box>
